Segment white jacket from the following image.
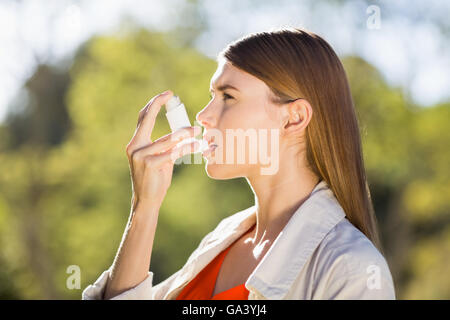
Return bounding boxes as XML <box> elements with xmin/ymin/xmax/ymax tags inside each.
<box><xmin>82</xmin><ymin>180</ymin><xmax>396</xmax><ymax>300</ymax></box>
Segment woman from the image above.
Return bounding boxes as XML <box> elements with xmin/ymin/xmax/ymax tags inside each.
<box><xmin>82</xmin><ymin>28</ymin><xmax>395</xmax><ymax>300</ymax></box>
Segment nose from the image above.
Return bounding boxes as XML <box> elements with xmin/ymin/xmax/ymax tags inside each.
<box><xmin>196</xmin><ymin>105</ymin><xmax>216</xmax><ymax>129</ymax></box>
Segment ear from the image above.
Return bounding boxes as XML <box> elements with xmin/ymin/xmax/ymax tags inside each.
<box><xmin>282</xmin><ymin>99</ymin><xmax>313</xmax><ymax>133</ymax></box>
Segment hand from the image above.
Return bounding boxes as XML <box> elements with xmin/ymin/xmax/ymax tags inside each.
<box><xmin>125</xmin><ymin>90</ymin><xmax>201</xmax><ymax>210</ymax></box>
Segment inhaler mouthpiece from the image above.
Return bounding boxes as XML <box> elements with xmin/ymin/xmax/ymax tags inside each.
<box><xmin>165</xmin><ymin>95</ymin><xmax>209</xmax><ymax>152</ymax></box>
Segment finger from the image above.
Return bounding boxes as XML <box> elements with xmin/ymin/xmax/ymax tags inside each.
<box><xmin>136</xmin><ymin>104</ymin><xmax>150</xmax><ymax>129</ymax></box>
<box><xmin>135</xmin><ymin>94</ymin><xmax>159</xmax><ymax>128</ymax></box>
<box><xmin>153</xmin><ymin>140</ymin><xmax>200</xmax><ymax>166</ymax></box>
<box><xmin>134</xmin><ymin>90</ymin><xmax>174</xmax><ymax>147</ymax></box>
<box><xmin>128</xmin><ymin>126</ymin><xmax>200</xmax><ymax>163</ymax></box>
<box><xmin>148</xmin><ymin>126</ymin><xmax>202</xmax><ymax>155</ymax></box>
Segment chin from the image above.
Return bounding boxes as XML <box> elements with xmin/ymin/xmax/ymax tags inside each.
<box><xmin>203</xmin><ymin>160</ymin><xmax>244</xmax><ymax>180</ymax></box>
<box><xmin>204</xmin><ymin>161</ymin><xmax>232</xmax><ymax>180</ymax></box>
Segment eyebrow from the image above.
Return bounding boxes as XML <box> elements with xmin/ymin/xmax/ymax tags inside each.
<box><xmin>209</xmin><ymin>83</ymin><xmax>240</xmax><ymax>93</ymax></box>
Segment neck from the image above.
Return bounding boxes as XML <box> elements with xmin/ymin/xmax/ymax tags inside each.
<box><xmin>245</xmin><ymin>153</ymin><xmax>320</xmax><ymax>247</ymax></box>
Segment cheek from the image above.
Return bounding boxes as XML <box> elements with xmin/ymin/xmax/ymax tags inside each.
<box><xmin>205</xmin><ymin>101</ymin><xmax>278</xmax><ymax>176</ymax></box>
<box><xmin>219</xmin><ymin>110</ymin><xmax>275</xmax><ymax>166</ymax></box>
<box><xmin>222</xmin><ymin>101</ymin><xmax>273</xmax><ymax>130</ymax></box>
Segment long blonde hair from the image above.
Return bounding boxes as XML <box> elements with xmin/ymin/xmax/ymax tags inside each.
<box><xmin>219</xmin><ymin>27</ymin><xmax>382</xmax><ymax>252</ymax></box>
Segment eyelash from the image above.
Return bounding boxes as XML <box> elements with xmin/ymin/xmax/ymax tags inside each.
<box><xmin>209</xmin><ymin>93</ymin><xmax>233</xmax><ymax>101</ymax></box>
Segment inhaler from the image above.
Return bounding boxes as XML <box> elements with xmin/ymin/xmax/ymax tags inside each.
<box><xmin>164</xmin><ymin>95</ymin><xmax>209</xmax><ymax>152</ymax></box>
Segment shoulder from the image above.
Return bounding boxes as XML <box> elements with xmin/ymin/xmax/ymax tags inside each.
<box><xmin>319</xmin><ymin>218</ymin><xmax>387</xmax><ymax>271</ymax></box>
<box><xmin>310</xmin><ymin>218</ymin><xmax>396</xmax><ymax>299</ymax></box>
<box><xmin>185</xmin><ymin>206</ymin><xmax>255</xmax><ymax>262</ymax></box>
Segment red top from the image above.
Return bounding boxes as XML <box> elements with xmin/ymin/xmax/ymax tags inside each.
<box><xmin>176</xmin><ymin>226</ymin><xmax>255</xmax><ymax>300</ymax></box>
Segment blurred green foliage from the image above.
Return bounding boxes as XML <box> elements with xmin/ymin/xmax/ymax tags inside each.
<box><xmin>0</xmin><ymin>28</ymin><xmax>448</xmax><ymax>299</ymax></box>
<box><xmin>344</xmin><ymin>57</ymin><xmax>450</xmax><ymax>299</ymax></box>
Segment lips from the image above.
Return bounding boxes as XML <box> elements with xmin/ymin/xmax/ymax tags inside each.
<box><xmin>202</xmin><ymin>143</ymin><xmax>218</xmax><ymax>157</ymax></box>
<box><xmin>202</xmin><ymin>135</ymin><xmax>218</xmax><ymax>148</ymax></box>
<box><xmin>202</xmin><ymin>133</ymin><xmax>218</xmax><ymax>156</ymax></box>
<box><xmin>203</xmin><ymin>134</ymin><xmax>214</xmax><ymax>146</ymax></box>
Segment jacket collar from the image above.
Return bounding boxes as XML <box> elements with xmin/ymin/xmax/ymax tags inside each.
<box><xmin>245</xmin><ymin>179</ymin><xmax>347</xmax><ymax>299</ymax></box>
<box><xmin>166</xmin><ymin>179</ymin><xmax>346</xmax><ymax>299</ymax></box>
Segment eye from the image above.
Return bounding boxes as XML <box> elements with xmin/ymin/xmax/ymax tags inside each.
<box><xmin>222</xmin><ymin>93</ymin><xmax>233</xmax><ymax>101</ymax></box>
<box><xmin>209</xmin><ymin>92</ymin><xmax>234</xmax><ymax>101</ymax></box>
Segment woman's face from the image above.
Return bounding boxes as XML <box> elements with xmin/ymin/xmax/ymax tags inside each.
<box><xmin>196</xmin><ymin>59</ymin><xmax>284</xmax><ymax>179</ymax></box>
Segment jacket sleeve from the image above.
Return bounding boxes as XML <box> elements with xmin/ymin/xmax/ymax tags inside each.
<box><xmin>81</xmin><ymin>267</ymin><xmax>183</xmax><ymax>300</ymax></box>
<box><xmin>81</xmin><ymin>225</ymin><xmax>220</xmax><ymax>300</ymax></box>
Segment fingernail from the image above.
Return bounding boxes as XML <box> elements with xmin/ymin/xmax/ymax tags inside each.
<box><xmin>162</xmin><ymin>90</ymin><xmax>170</xmax><ymax>95</ymax></box>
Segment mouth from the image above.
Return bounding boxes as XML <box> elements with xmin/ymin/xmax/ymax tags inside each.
<box><xmin>201</xmin><ymin>134</ymin><xmax>217</xmax><ymax>156</ymax></box>
<box><xmin>202</xmin><ymin>143</ymin><xmax>218</xmax><ymax>157</ymax></box>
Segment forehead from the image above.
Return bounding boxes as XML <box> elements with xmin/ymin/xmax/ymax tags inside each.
<box><xmin>210</xmin><ymin>60</ymin><xmax>267</xmax><ymax>93</ymax></box>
